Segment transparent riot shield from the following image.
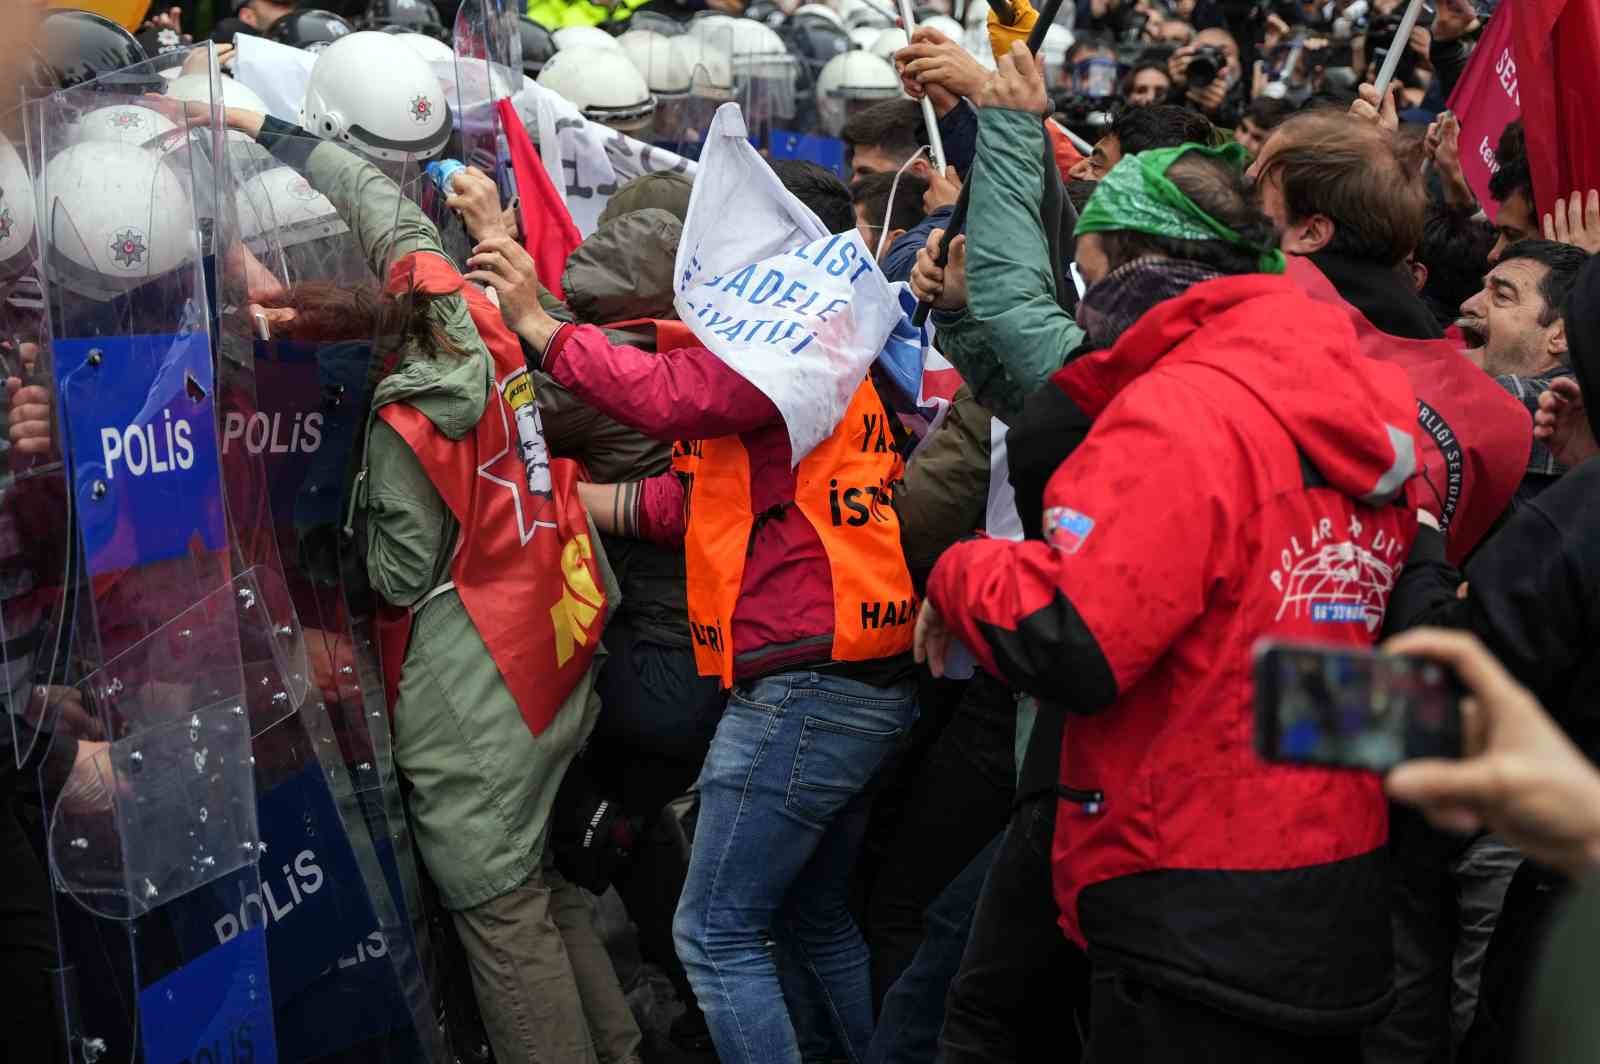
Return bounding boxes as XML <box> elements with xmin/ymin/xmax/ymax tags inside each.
<box><xmin>25</xmin><ymin>53</ymin><xmax>281</xmax><ymax>1064</ymax></box>
<box><xmin>215</xmin><ymin>130</ymin><xmax>449</xmax><ymax>1062</ymax></box>
<box><xmin>452</xmin><ymin>0</ymin><xmax>522</xmax><ymax>190</ymax></box>
<box><xmin>689</xmin><ymin>14</ymin><xmax>801</xmax><ymax>154</ymax></box>
<box><xmin>1</xmin><ymin>120</ymin><xmax>77</xmax><ymax>771</ymax></box>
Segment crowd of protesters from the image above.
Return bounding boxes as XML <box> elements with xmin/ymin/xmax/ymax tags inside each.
<box><xmin>3</xmin><ymin>0</ymin><xmax>1600</xmax><ymax>1062</ymax></box>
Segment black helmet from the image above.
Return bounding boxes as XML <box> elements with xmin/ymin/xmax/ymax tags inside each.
<box><xmin>516</xmin><ymin>15</ymin><xmax>556</xmax><ymax>77</ymax></box>
<box><xmin>267</xmin><ymin>8</ymin><xmax>357</xmax><ymax>52</ymax></box>
<box><xmin>32</xmin><ymin>9</ymin><xmax>151</xmax><ymax>92</ymax></box>
<box><xmin>363</xmin><ymin>0</ymin><xmax>448</xmax><ymax>40</ymax></box>
<box><xmin>744</xmin><ymin>0</ymin><xmax>788</xmax><ymax>28</ymax></box>
<box><xmin>781</xmin><ymin>11</ymin><xmax>850</xmax><ymax>88</ymax></box>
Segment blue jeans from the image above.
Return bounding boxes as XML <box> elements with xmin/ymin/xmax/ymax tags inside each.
<box><xmin>673</xmin><ymin>670</ymin><xmax>918</xmax><ymax>1064</ymax></box>
<box><xmin>866</xmin><ymin>833</ymin><xmax>1003</xmax><ymax>1064</ymax></box>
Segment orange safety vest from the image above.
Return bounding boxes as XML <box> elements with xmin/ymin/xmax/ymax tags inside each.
<box><xmin>675</xmin><ymin>377</ymin><xmax>917</xmax><ymax>687</ymax></box>
<box><xmin>373</xmin><ymin>252</ymin><xmax>606</xmax><ymax>735</ymax></box>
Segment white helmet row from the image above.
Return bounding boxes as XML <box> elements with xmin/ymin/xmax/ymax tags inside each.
<box><xmin>815</xmin><ymin>49</ymin><xmax>900</xmax><ymax>136</ymax></box>
<box><xmin>552</xmin><ymin>25</ymin><xmax>620</xmax><ymax>51</ymax></box>
<box><xmin>538</xmin><ymin>44</ymin><xmax>656</xmax><ymax>132</ymax></box>
<box><xmin>618</xmin><ymin>29</ymin><xmax>733</xmax><ymax>98</ymax></box>
<box><xmin>690</xmin><ymin>14</ymin><xmax>797</xmax><ymax>79</ymax></box>
<box><xmin>301</xmin><ymin>30</ymin><xmax>451</xmax><ymax>162</ymax></box>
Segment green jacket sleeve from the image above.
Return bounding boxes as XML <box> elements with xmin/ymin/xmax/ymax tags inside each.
<box><xmin>304</xmin><ymin>141</ymin><xmax>445</xmax><ymax>279</ymax></box>
<box><xmin>364</xmin><ymin>420</ymin><xmax>457</xmax><ymax>608</ymax></box>
<box><xmin>938</xmin><ymin>107</ymin><xmax>1085</xmax><ymax>419</ymax></box>
<box><xmin>895</xmin><ymin>386</ymin><xmax>992</xmax><ymax>573</ymax></box>
<box><xmin>302</xmin><ymin>141</ymin><xmax>486</xmax><ymax>371</ymax></box>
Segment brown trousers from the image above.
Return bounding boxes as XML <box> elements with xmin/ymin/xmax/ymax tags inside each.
<box><xmin>453</xmin><ymin>853</ymin><xmax>642</xmax><ymax>1064</ymax></box>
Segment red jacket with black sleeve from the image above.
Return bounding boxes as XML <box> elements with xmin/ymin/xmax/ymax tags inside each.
<box><xmin>927</xmin><ymin>275</ymin><xmax>1426</xmax><ymax>1032</ymax></box>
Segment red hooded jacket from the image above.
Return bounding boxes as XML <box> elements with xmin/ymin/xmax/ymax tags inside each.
<box><xmin>928</xmin><ymin>275</ymin><xmax>1425</xmax><ymax>1031</ymax></box>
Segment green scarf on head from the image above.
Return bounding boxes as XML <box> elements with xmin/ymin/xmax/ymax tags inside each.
<box><xmin>1076</xmin><ymin>141</ymin><xmax>1286</xmax><ymax>275</ymax></box>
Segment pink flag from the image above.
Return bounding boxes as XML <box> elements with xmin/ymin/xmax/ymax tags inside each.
<box><xmin>1445</xmin><ymin>6</ymin><xmax>1519</xmax><ymax>221</ymax></box>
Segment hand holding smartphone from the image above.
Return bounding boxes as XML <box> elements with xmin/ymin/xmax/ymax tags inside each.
<box><xmin>1254</xmin><ymin>640</ymin><xmax>1464</xmax><ymax>773</ymax></box>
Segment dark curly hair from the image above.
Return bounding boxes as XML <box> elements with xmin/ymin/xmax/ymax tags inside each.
<box><xmin>1487</xmin><ymin>119</ymin><xmax>1533</xmax><ymax>207</ymax></box>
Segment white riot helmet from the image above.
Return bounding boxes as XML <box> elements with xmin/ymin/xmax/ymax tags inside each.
<box><xmin>392</xmin><ymin>30</ymin><xmax>456</xmax><ymax>64</ymax></box>
<box><xmin>870</xmin><ymin>26</ymin><xmax>908</xmax><ymax>64</ymax></box>
<box><xmin>166</xmin><ymin>72</ymin><xmax>271</xmax><ymax>115</ymax></box>
<box><xmin>71</xmin><ymin>104</ymin><xmax>179</xmax><ymax>147</ymax></box>
<box><xmin>849</xmin><ymin>26</ymin><xmax>880</xmax><ymax>49</ymax></box>
<box><xmin>301</xmin><ymin>31</ymin><xmax>451</xmax><ymax>162</ymax></box>
<box><xmin>815</xmin><ymin>50</ymin><xmax>900</xmax><ymax>135</ymax></box>
<box><xmin>619</xmin><ymin>29</ymin><xmax>690</xmax><ymax>97</ymax></box>
<box><xmin>235</xmin><ymin>166</ymin><xmax>349</xmax><ymax>250</ymax></box>
<box><xmin>839</xmin><ymin>0</ymin><xmax>894</xmax><ymax>31</ymax></box>
<box><xmin>1039</xmin><ymin>23</ymin><xmax>1073</xmax><ymax>86</ymax></box>
<box><xmin>538</xmin><ymin>44</ymin><xmax>655</xmax><ymax>132</ymax></box>
<box><xmin>0</xmin><ymin>136</ymin><xmax>36</xmax><ymax>272</ymax></box>
<box><xmin>669</xmin><ymin>35</ymin><xmax>733</xmax><ymax>96</ymax></box>
<box><xmin>791</xmin><ymin>3</ymin><xmax>846</xmax><ymax>29</ymax></box>
<box><xmin>41</xmin><ymin>142</ymin><xmax>195</xmax><ymax>302</ymax></box>
<box><xmin>920</xmin><ymin>14</ymin><xmax>964</xmax><ymax>40</ymax></box>
<box><xmin>963</xmin><ymin>24</ymin><xmax>997</xmax><ymax>70</ymax></box>
<box><xmin>552</xmin><ymin>25</ymin><xmax>620</xmax><ymax>51</ymax></box>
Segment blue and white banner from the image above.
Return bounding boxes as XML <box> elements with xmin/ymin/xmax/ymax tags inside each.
<box><xmin>673</xmin><ymin>104</ymin><xmax>901</xmax><ymax>463</ymax></box>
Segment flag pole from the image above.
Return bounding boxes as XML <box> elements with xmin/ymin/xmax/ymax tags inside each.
<box><xmin>911</xmin><ymin>0</ymin><xmax>1066</xmax><ymax>326</ymax></box>
<box><xmin>1373</xmin><ymin>0</ymin><xmax>1426</xmax><ymax>98</ymax></box>
<box><xmin>897</xmin><ymin>0</ymin><xmax>948</xmax><ymax>173</ymax></box>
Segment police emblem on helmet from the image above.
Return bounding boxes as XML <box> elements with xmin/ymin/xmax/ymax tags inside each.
<box><xmin>110</xmin><ymin>228</ymin><xmax>148</xmax><ymax>268</ymax></box>
<box><xmin>289</xmin><ymin>177</ymin><xmax>318</xmax><ymax>201</ymax></box>
<box><xmin>410</xmin><ymin>95</ymin><xmax>434</xmax><ymax>123</ymax></box>
<box><xmin>110</xmin><ymin>110</ymin><xmax>144</xmax><ymax>129</ymax></box>
<box><xmin>0</xmin><ymin>206</ymin><xmax>12</xmax><ymax>243</ymax></box>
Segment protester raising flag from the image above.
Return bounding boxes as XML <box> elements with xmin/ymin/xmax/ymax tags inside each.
<box><xmin>496</xmin><ymin>96</ymin><xmax>580</xmax><ymax>300</ymax></box>
<box><xmin>673</xmin><ymin>103</ymin><xmax>902</xmax><ymax>462</ymax></box>
<box><xmin>1444</xmin><ymin>5</ymin><xmax>1518</xmax><ymax>219</ymax></box>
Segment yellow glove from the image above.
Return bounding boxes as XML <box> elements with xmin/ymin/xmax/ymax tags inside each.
<box><xmin>987</xmin><ymin>0</ymin><xmax>1038</xmax><ymax>63</ymax></box>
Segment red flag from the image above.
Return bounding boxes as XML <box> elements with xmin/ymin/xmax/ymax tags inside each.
<box><xmin>496</xmin><ymin>96</ymin><xmax>581</xmax><ymax>302</ymax></box>
<box><xmin>1445</xmin><ymin>5</ymin><xmax>1520</xmax><ymax>221</ymax></box>
<box><xmin>1286</xmin><ymin>258</ymin><xmax>1529</xmax><ymax>564</ymax></box>
<box><xmin>1512</xmin><ymin>0</ymin><xmax>1600</xmax><ymax>217</ymax></box>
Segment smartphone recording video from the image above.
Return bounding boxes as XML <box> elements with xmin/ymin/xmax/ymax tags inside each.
<box><xmin>1254</xmin><ymin>641</ymin><xmax>1464</xmax><ymax>773</ymax></box>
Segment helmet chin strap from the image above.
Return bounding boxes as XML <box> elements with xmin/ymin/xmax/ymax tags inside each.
<box><xmin>876</xmin><ymin>145</ymin><xmax>928</xmax><ymax>262</ymax></box>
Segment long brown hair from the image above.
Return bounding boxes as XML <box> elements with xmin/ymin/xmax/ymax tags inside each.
<box><xmin>247</xmin><ymin>281</ymin><xmax>471</xmax><ymax>383</ymax></box>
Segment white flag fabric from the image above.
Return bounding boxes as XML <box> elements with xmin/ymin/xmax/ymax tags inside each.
<box><xmin>673</xmin><ymin>103</ymin><xmax>901</xmax><ymax>464</ymax></box>
<box><xmin>232</xmin><ymin>36</ymin><xmax>316</xmax><ymax>124</ymax></box>
<box><xmin>512</xmin><ymin>77</ymin><xmax>696</xmax><ymax>239</ymax></box>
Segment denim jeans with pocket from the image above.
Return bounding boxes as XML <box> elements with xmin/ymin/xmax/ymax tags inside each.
<box><xmin>672</xmin><ymin>670</ymin><xmax>918</xmax><ymax>1064</ymax></box>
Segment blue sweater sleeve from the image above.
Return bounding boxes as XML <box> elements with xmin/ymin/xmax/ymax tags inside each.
<box><xmin>938</xmin><ymin>101</ymin><xmax>979</xmax><ymax>178</ymax></box>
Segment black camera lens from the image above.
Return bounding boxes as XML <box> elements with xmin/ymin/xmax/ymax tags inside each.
<box><xmin>1187</xmin><ymin>45</ymin><xmax>1224</xmax><ymax>88</ymax></box>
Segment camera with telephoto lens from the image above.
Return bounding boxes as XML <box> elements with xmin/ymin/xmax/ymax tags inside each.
<box><xmin>1185</xmin><ymin>44</ymin><xmax>1227</xmax><ymax>87</ymax></box>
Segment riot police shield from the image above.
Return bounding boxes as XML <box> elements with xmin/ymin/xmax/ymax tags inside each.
<box><xmin>452</xmin><ymin>0</ymin><xmax>521</xmax><ymax>188</ymax></box>
<box><xmin>216</xmin><ymin>128</ymin><xmax>450</xmax><ymax>1062</ymax></box>
<box><xmin>24</xmin><ymin>53</ymin><xmax>279</xmax><ymax>1064</ymax></box>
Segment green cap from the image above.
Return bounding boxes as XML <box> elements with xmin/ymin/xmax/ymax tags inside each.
<box><xmin>1075</xmin><ymin>141</ymin><xmax>1286</xmax><ymax>275</ymax></box>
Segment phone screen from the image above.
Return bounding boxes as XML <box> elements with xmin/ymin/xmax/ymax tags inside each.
<box><xmin>1254</xmin><ymin>642</ymin><xmax>1463</xmax><ymax>772</ymax></box>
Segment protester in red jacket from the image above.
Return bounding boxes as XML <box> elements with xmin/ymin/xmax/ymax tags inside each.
<box><xmin>916</xmin><ymin>141</ymin><xmax>1428</xmax><ymax>1058</ymax></box>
